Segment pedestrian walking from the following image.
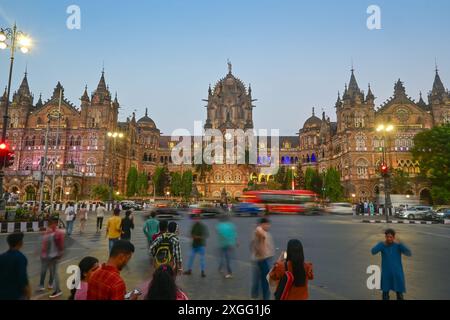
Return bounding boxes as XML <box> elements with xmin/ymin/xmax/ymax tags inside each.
<box><xmin>95</xmin><ymin>203</ymin><xmax>107</xmax><ymax>233</ymax></box>
<box><xmin>145</xmin><ymin>265</ymin><xmax>188</xmax><ymax>300</ymax></box>
<box><xmin>68</xmin><ymin>256</ymin><xmax>99</xmax><ymax>300</ymax></box>
<box><xmin>364</xmin><ymin>201</ymin><xmax>369</xmax><ymax>214</ymax></box>
<box><xmin>143</xmin><ymin>211</ymin><xmax>160</xmax><ymax>247</ymax></box>
<box><xmin>216</xmin><ymin>215</ymin><xmax>237</xmax><ymax>279</ymax></box>
<box><xmin>87</xmin><ymin>240</ymin><xmax>137</xmax><ymax>300</ymax></box>
<box><xmin>38</xmin><ymin>217</ymin><xmax>65</xmax><ymax>299</ymax></box>
<box><xmin>0</xmin><ymin>232</ymin><xmax>31</xmax><ymax>300</ymax></box>
<box><xmin>150</xmin><ymin>221</ymin><xmax>182</xmax><ymax>273</ymax></box>
<box><xmin>184</xmin><ymin>217</ymin><xmax>209</xmax><ymax>278</ymax></box>
<box><xmin>64</xmin><ymin>202</ymin><xmax>76</xmax><ymax>236</ymax></box>
<box><xmin>369</xmin><ymin>201</ymin><xmax>375</xmax><ymax>216</ymax></box>
<box><xmin>268</xmin><ymin>239</ymin><xmax>314</xmax><ymax>300</ymax></box>
<box><xmin>250</xmin><ymin>218</ymin><xmax>274</xmax><ymax>300</ymax></box>
<box><xmin>121</xmin><ymin>210</ymin><xmax>135</xmax><ymax>241</ymax></box>
<box><xmin>106</xmin><ymin>208</ymin><xmax>122</xmax><ymax>253</ymax></box>
<box><xmin>78</xmin><ymin>204</ymin><xmax>88</xmax><ymax>234</ymax></box>
<box><xmin>371</xmin><ymin>229</ymin><xmax>412</xmax><ymax>300</ymax></box>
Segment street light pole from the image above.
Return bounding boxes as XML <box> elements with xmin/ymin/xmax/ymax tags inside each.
<box><xmin>0</xmin><ymin>24</ymin><xmax>32</xmax><ymax>209</ymax></box>
<box><xmin>377</xmin><ymin>124</ymin><xmax>394</xmax><ymax>223</ymax></box>
<box><xmin>107</xmin><ymin>131</ymin><xmax>124</xmax><ymax>207</ymax></box>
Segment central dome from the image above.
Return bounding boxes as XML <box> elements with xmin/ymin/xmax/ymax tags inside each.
<box><xmin>137</xmin><ymin>108</ymin><xmax>157</xmax><ymax>129</ymax></box>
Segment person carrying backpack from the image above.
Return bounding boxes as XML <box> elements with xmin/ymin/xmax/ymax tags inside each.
<box><xmin>150</xmin><ymin>221</ymin><xmax>182</xmax><ymax>274</ymax></box>
<box><xmin>269</xmin><ymin>239</ymin><xmax>313</xmax><ymax>300</ymax></box>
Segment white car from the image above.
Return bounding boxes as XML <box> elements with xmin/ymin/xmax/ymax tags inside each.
<box><xmin>398</xmin><ymin>206</ymin><xmax>433</xmax><ymax>220</ymax></box>
<box><xmin>325</xmin><ymin>203</ymin><xmax>354</xmax><ymax>215</ymax></box>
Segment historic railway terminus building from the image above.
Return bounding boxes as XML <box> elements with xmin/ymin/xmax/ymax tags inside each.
<box><xmin>1</xmin><ymin>63</ymin><xmax>449</xmax><ymax>203</ymax></box>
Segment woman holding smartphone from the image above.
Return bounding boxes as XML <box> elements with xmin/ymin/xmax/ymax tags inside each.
<box><xmin>269</xmin><ymin>239</ymin><xmax>314</xmax><ymax>300</ymax></box>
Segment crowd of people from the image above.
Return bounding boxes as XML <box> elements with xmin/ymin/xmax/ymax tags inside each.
<box><xmin>0</xmin><ymin>205</ymin><xmax>412</xmax><ymax>301</ymax></box>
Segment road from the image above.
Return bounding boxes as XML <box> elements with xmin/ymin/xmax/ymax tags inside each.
<box><xmin>1</xmin><ymin>212</ymin><xmax>450</xmax><ymax>300</ymax></box>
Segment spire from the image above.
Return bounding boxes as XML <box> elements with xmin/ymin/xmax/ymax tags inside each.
<box><xmin>114</xmin><ymin>91</ymin><xmax>118</xmax><ymax>104</ymax></box>
<box><xmin>366</xmin><ymin>83</ymin><xmax>375</xmax><ymax>101</ymax></box>
<box><xmin>227</xmin><ymin>59</ymin><xmax>232</xmax><ymax>74</ymax></box>
<box><xmin>394</xmin><ymin>79</ymin><xmax>406</xmax><ymax>97</ymax></box>
<box><xmin>431</xmin><ymin>66</ymin><xmax>446</xmax><ymax>96</ymax></box>
<box><xmin>145</xmin><ymin>108</ymin><xmax>148</xmax><ymax>117</ymax></box>
<box><xmin>248</xmin><ymin>83</ymin><xmax>252</xmax><ymax>95</ymax></box>
<box><xmin>18</xmin><ymin>71</ymin><xmax>31</xmax><ymax>97</ymax></box>
<box><xmin>0</xmin><ymin>86</ymin><xmax>7</xmax><ymax>103</ymax></box>
<box><xmin>81</xmin><ymin>85</ymin><xmax>90</xmax><ymax>102</ymax></box>
<box><xmin>417</xmin><ymin>91</ymin><xmax>428</xmax><ymax>109</ymax></box>
<box><xmin>347</xmin><ymin>68</ymin><xmax>361</xmax><ymax>95</ymax></box>
<box><xmin>35</xmin><ymin>93</ymin><xmax>43</xmax><ymax>108</ymax></box>
<box><xmin>96</xmin><ymin>69</ymin><xmax>107</xmax><ymax>92</ymax></box>
<box><xmin>322</xmin><ymin>110</ymin><xmax>326</xmax><ymax>121</ymax></box>
<box><xmin>52</xmin><ymin>82</ymin><xmax>64</xmax><ymax>100</ymax></box>
<box><xmin>208</xmin><ymin>84</ymin><xmax>212</xmax><ymax>96</ymax></box>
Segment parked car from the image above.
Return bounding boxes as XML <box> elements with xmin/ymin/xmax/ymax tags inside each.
<box><xmin>189</xmin><ymin>203</ymin><xmax>226</xmax><ymax>218</ymax></box>
<box><xmin>232</xmin><ymin>203</ymin><xmax>265</xmax><ymax>216</ymax></box>
<box><xmin>435</xmin><ymin>207</ymin><xmax>450</xmax><ymax>217</ymax></box>
<box><xmin>325</xmin><ymin>203</ymin><xmax>353</xmax><ymax>215</ymax></box>
<box><xmin>397</xmin><ymin>206</ymin><xmax>434</xmax><ymax>220</ymax></box>
<box><xmin>120</xmin><ymin>201</ymin><xmax>143</xmax><ymax>211</ymax></box>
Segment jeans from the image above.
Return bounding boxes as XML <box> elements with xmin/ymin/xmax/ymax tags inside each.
<box><xmin>218</xmin><ymin>247</ymin><xmax>233</xmax><ymax>274</ymax></box>
<box><xmin>251</xmin><ymin>258</ymin><xmax>271</xmax><ymax>300</ymax></box>
<box><xmin>187</xmin><ymin>246</ymin><xmax>206</xmax><ymax>272</ymax></box>
<box><xmin>383</xmin><ymin>291</ymin><xmax>404</xmax><ymax>300</ymax></box>
<box><xmin>39</xmin><ymin>258</ymin><xmax>60</xmax><ymax>292</ymax></box>
<box><xmin>96</xmin><ymin>217</ymin><xmax>104</xmax><ymax>231</ymax></box>
<box><xmin>66</xmin><ymin>220</ymin><xmax>74</xmax><ymax>236</ymax></box>
<box><xmin>109</xmin><ymin>238</ymin><xmax>119</xmax><ymax>253</ymax></box>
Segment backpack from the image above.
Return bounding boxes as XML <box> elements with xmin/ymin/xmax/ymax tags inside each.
<box><xmin>274</xmin><ymin>262</ymin><xmax>294</xmax><ymax>300</ymax></box>
<box><xmin>154</xmin><ymin>234</ymin><xmax>174</xmax><ymax>269</ymax></box>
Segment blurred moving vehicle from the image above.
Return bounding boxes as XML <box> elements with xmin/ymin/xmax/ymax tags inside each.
<box><xmin>146</xmin><ymin>207</ymin><xmax>183</xmax><ymax>220</ymax></box>
<box><xmin>324</xmin><ymin>202</ymin><xmax>353</xmax><ymax>215</ymax></box>
<box><xmin>120</xmin><ymin>201</ymin><xmax>143</xmax><ymax>211</ymax></box>
<box><xmin>397</xmin><ymin>206</ymin><xmax>433</xmax><ymax>220</ymax></box>
<box><xmin>435</xmin><ymin>208</ymin><xmax>450</xmax><ymax>223</ymax></box>
<box><xmin>241</xmin><ymin>190</ymin><xmax>319</xmax><ymax>215</ymax></box>
<box><xmin>232</xmin><ymin>202</ymin><xmax>265</xmax><ymax>216</ymax></box>
<box><xmin>189</xmin><ymin>203</ymin><xmax>226</xmax><ymax>218</ymax></box>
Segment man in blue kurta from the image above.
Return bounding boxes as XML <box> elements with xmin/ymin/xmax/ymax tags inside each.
<box><xmin>371</xmin><ymin>228</ymin><xmax>412</xmax><ymax>300</ymax></box>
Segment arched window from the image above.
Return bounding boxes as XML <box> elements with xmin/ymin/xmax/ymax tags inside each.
<box><xmin>76</xmin><ymin>136</ymin><xmax>82</xmax><ymax>146</ymax></box>
<box><xmin>311</xmin><ymin>154</ymin><xmax>317</xmax><ymax>163</ymax></box>
<box><xmin>86</xmin><ymin>157</ymin><xmax>97</xmax><ymax>176</ymax></box>
<box><xmin>69</xmin><ymin>136</ymin><xmax>75</xmax><ymax>146</ymax></box>
<box><xmin>355</xmin><ymin>133</ymin><xmax>366</xmax><ymax>151</ymax></box>
<box><xmin>306</xmin><ymin>154</ymin><xmax>310</xmax><ymax>163</ymax></box>
<box><xmin>356</xmin><ymin>158</ymin><xmax>369</xmax><ymax>179</ymax></box>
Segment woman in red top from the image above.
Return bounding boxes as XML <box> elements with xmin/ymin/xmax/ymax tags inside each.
<box><xmin>269</xmin><ymin>239</ymin><xmax>313</xmax><ymax>300</ymax></box>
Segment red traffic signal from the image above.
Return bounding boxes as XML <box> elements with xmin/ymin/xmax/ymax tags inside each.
<box><xmin>380</xmin><ymin>163</ymin><xmax>389</xmax><ymax>175</ymax></box>
<box><xmin>0</xmin><ymin>143</ymin><xmax>7</xmax><ymax>150</ymax></box>
<box><xmin>0</xmin><ymin>141</ymin><xmax>14</xmax><ymax>169</ymax></box>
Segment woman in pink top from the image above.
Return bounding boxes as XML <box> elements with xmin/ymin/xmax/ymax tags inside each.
<box><xmin>145</xmin><ymin>265</ymin><xmax>189</xmax><ymax>300</ymax></box>
<box><xmin>69</xmin><ymin>256</ymin><xmax>99</xmax><ymax>300</ymax></box>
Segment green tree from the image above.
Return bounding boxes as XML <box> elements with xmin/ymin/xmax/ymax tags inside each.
<box><xmin>274</xmin><ymin>166</ymin><xmax>287</xmax><ymax>188</ymax></box>
<box><xmin>324</xmin><ymin>168</ymin><xmax>344</xmax><ymax>202</ymax></box>
<box><xmin>305</xmin><ymin>168</ymin><xmax>323</xmax><ymax>195</ymax></box>
<box><xmin>170</xmin><ymin>172</ymin><xmax>182</xmax><ymax>197</ymax></box>
<box><xmin>181</xmin><ymin>170</ymin><xmax>193</xmax><ymax>200</ymax></box>
<box><xmin>153</xmin><ymin>165</ymin><xmax>170</xmax><ymax>196</ymax></box>
<box><xmin>91</xmin><ymin>184</ymin><xmax>110</xmax><ymax>201</ymax></box>
<box><xmin>126</xmin><ymin>166</ymin><xmax>138</xmax><ymax>197</ymax></box>
<box><xmin>391</xmin><ymin>168</ymin><xmax>411</xmax><ymax>194</ymax></box>
<box><xmin>136</xmin><ymin>171</ymin><xmax>149</xmax><ymax>196</ymax></box>
<box><xmin>412</xmin><ymin>125</ymin><xmax>450</xmax><ymax>204</ymax></box>
<box><xmin>295</xmin><ymin>162</ymin><xmax>305</xmax><ymax>189</ymax></box>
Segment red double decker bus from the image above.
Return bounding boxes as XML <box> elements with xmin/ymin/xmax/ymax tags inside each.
<box><xmin>241</xmin><ymin>190</ymin><xmax>320</xmax><ymax>214</ymax></box>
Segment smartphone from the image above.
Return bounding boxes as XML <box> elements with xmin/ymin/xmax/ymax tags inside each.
<box><xmin>283</xmin><ymin>252</ymin><xmax>287</xmax><ymax>260</ymax></box>
<box><xmin>124</xmin><ymin>289</ymin><xmax>142</xmax><ymax>300</ymax></box>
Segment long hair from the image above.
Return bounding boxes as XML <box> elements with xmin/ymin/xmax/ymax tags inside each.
<box><xmin>68</xmin><ymin>256</ymin><xmax>99</xmax><ymax>300</ymax></box>
<box><xmin>146</xmin><ymin>265</ymin><xmax>178</xmax><ymax>300</ymax></box>
<box><xmin>286</xmin><ymin>239</ymin><xmax>306</xmax><ymax>287</ymax></box>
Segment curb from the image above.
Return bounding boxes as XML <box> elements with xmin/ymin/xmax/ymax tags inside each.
<box><xmin>362</xmin><ymin>220</ymin><xmax>440</xmax><ymax>225</ymax></box>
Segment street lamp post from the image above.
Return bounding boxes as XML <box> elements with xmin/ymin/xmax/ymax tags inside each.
<box><xmin>107</xmin><ymin>132</ymin><xmax>124</xmax><ymax>207</ymax></box>
<box><xmin>0</xmin><ymin>24</ymin><xmax>32</xmax><ymax>210</ymax></box>
<box><xmin>291</xmin><ymin>166</ymin><xmax>296</xmax><ymax>191</ymax></box>
<box><xmin>376</xmin><ymin>124</ymin><xmax>394</xmax><ymax>222</ymax></box>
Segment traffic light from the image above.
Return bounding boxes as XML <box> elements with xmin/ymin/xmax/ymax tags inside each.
<box><xmin>380</xmin><ymin>163</ymin><xmax>389</xmax><ymax>176</ymax></box>
<box><xmin>0</xmin><ymin>142</ymin><xmax>15</xmax><ymax>169</ymax></box>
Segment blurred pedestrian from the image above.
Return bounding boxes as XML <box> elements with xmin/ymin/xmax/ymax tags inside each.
<box><xmin>269</xmin><ymin>239</ymin><xmax>313</xmax><ymax>300</ymax></box>
<box><xmin>250</xmin><ymin>218</ymin><xmax>274</xmax><ymax>300</ymax></box>
<box><xmin>121</xmin><ymin>210</ymin><xmax>135</xmax><ymax>241</ymax></box>
<box><xmin>145</xmin><ymin>265</ymin><xmax>188</xmax><ymax>300</ymax></box>
<box><xmin>150</xmin><ymin>221</ymin><xmax>182</xmax><ymax>273</ymax></box>
<box><xmin>184</xmin><ymin>218</ymin><xmax>209</xmax><ymax>278</ymax></box>
<box><xmin>78</xmin><ymin>204</ymin><xmax>88</xmax><ymax>234</ymax></box>
<box><xmin>68</xmin><ymin>256</ymin><xmax>99</xmax><ymax>300</ymax></box>
<box><xmin>364</xmin><ymin>201</ymin><xmax>369</xmax><ymax>214</ymax></box>
<box><xmin>216</xmin><ymin>215</ymin><xmax>237</xmax><ymax>279</ymax></box>
<box><xmin>371</xmin><ymin>229</ymin><xmax>412</xmax><ymax>300</ymax></box>
<box><xmin>0</xmin><ymin>232</ymin><xmax>31</xmax><ymax>300</ymax></box>
<box><xmin>95</xmin><ymin>203</ymin><xmax>107</xmax><ymax>233</ymax></box>
<box><xmin>143</xmin><ymin>211</ymin><xmax>160</xmax><ymax>247</ymax></box>
<box><xmin>87</xmin><ymin>240</ymin><xmax>137</xmax><ymax>300</ymax></box>
<box><xmin>369</xmin><ymin>202</ymin><xmax>375</xmax><ymax>216</ymax></box>
<box><xmin>106</xmin><ymin>208</ymin><xmax>122</xmax><ymax>253</ymax></box>
<box><xmin>38</xmin><ymin>217</ymin><xmax>64</xmax><ymax>299</ymax></box>
<box><xmin>65</xmin><ymin>202</ymin><xmax>76</xmax><ymax>236</ymax></box>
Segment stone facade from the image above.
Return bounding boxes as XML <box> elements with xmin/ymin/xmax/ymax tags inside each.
<box><xmin>1</xmin><ymin>65</ymin><xmax>449</xmax><ymax>202</ymax></box>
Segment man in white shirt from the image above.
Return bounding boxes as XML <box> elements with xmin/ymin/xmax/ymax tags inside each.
<box><xmin>95</xmin><ymin>203</ymin><xmax>107</xmax><ymax>233</ymax></box>
<box><xmin>64</xmin><ymin>203</ymin><xmax>76</xmax><ymax>236</ymax></box>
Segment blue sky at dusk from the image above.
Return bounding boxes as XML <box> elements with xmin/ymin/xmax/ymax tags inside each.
<box><xmin>0</xmin><ymin>0</ymin><xmax>449</xmax><ymax>135</ymax></box>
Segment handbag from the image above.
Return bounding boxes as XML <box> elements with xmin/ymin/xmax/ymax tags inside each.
<box><xmin>274</xmin><ymin>262</ymin><xmax>294</xmax><ymax>300</ymax></box>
